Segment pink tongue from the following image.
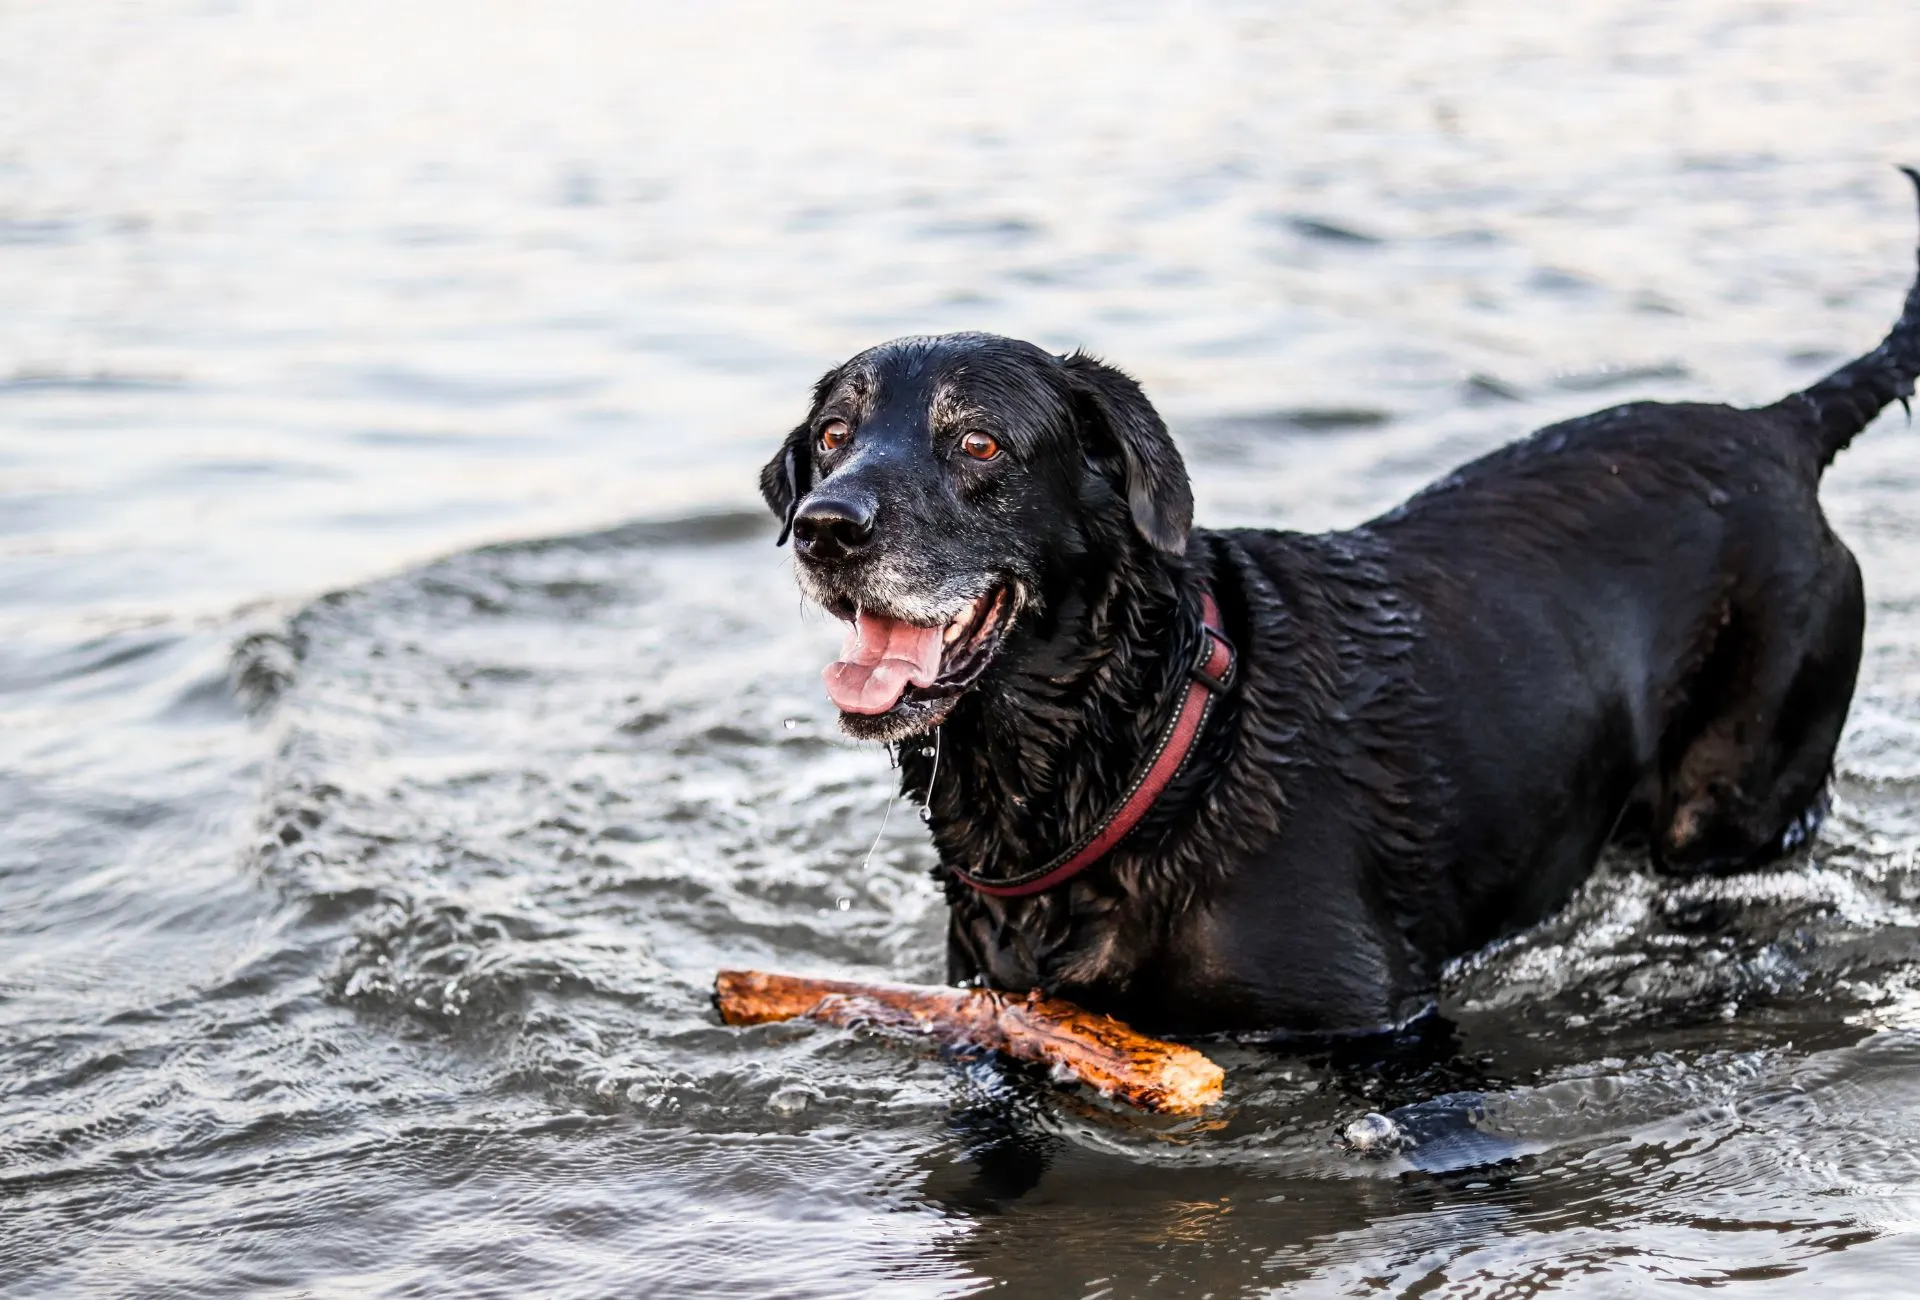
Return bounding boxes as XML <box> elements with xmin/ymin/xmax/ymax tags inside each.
<box><xmin>823</xmin><ymin>610</ymin><xmax>945</xmax><ymax>714</ymax></box>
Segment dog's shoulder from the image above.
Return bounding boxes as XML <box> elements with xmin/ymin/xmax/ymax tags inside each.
<box><xmin>1199</xmin><ymin>529</ymin><xmax>1459</xmax><ymax>936</ymax></box>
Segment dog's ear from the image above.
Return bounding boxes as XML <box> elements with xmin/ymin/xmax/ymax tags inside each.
<box><xmin>760</xmin><ymin>367</ymin><xmax>840</xmax><ymax>545</ymax></box>
<box><xmin>759</xmin><ymin>424</ymin><xmax>811</xmax><ymax>546</ymax></box>
<box><xmin>1061</xmin><ymin>351</ymin><xmax>1193</xmax><ymax>555</ymax></box>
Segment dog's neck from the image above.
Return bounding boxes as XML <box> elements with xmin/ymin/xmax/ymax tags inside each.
<box><xmin>894</xmin><ymin>539</ymin><xmax>1212</xmax><ymax>895</ymax></box>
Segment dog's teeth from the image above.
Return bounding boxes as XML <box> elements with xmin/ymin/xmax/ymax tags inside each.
<box><xmin>944</xmin><ymin>621</ymin><xmax>965</xmax><ymax>644</ymax></box>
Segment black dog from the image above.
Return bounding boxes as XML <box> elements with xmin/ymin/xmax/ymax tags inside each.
<box><xmin>760</xmin><ymin>174</ymin><xmax>1920</xmax><ymax>1037</ymax></box>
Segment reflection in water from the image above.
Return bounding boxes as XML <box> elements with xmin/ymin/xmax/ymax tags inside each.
<box><xmin>6</xmin><ymin>1</ymin><xmax>1920</xmax><ymax>1295</ymax></box>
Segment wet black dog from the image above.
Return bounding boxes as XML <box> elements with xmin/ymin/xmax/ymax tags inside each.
<box><xmin>760</xmin><ymin>174</ymin><xmax>1920</xmax><ymax>1037</ymax></box>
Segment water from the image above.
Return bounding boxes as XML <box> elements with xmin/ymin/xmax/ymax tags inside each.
<box><xmin>5</xmin><ymin>1</ymin><xmax>1920</xmax><ymax>1294</ymax></box>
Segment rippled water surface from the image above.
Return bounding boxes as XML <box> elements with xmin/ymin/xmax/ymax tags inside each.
<box><xmin>7</xmin><ymin>2</ymin><xmax>1920</xmax><ymax>1295</ymax></box>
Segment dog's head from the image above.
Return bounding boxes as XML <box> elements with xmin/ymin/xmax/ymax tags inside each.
<box><xmin>761</xmin><ymin>332</ymin><xmax>1192</xmax><ymax>741</ymax></box>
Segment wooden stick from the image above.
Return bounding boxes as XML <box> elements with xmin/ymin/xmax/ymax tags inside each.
<box><xmin>714</xmin><ymin>969</ymin><xmax>1225</xmax><ymax>1115</ymax></box>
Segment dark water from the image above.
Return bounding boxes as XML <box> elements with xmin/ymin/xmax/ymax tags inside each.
<box><xmin>8</xmin><ymin>2</ymin><xmax>1920</xmax><ymax>1295</ymax></box>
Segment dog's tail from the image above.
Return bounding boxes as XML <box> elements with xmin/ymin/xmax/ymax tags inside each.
<box><xmin>1776</xmin><ymin>167</ymin><xmax>1920</xmax><ymax>468</ymax></box>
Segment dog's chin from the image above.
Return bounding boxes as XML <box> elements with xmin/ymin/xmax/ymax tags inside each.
<box><xmin>837</xmin><ymin>693</ymin><xmax>959</xmax><ymax>742</ymax></box>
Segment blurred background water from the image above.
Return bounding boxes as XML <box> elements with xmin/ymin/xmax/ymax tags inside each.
<box><xmin>5</xmin><ymin>1</ymin><xmax>1920</xmax><ymax>1295</ymax></box>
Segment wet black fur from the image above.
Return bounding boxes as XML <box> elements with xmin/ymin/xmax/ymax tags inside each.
<box><xmin>760</xmin><ymin>174</ymin><xmax>1920</xmax><ymax>1037</ymax></box>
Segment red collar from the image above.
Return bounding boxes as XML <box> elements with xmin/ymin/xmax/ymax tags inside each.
<box><xmin>947</xmin><ymin>588</ymin><xmax>1236</xmax><ymax>899</ymax></box>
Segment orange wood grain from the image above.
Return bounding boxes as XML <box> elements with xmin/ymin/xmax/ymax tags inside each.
<box><xmin>714</xmin><ymin>969</ymin><xmax>1224</xmax><ymax>1115</ymax></box>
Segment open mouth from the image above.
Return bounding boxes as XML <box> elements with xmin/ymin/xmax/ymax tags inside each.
<box><xmin>822</xmin><ymin>585</ymin><xmax>1010</xmax><ymax>717</ymax></box>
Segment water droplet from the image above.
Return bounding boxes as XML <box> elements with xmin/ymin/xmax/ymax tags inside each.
<box><xmin>766</xmin><ymin>1083</ymin><xmax>815</xmax><ymax>1116</ymax></box>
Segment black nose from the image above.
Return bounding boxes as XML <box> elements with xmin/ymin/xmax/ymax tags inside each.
<box><xmin>791</xmin><ymin>492</ymin><xmax>876</xmax><ymax>560</ymax></box>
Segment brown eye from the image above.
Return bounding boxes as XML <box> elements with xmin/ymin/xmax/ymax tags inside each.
<box><xmin>960</xmin><ymin>431</ymin><xmax>1000</xmax><ymax>460</ymax></box>
<box><xmin>818</xmin><ymin>420</ymin><xmax>851</xmax><ymax>452</ymax></box>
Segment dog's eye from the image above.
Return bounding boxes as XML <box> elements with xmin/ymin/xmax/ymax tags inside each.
<box><xmin>959</xmin><ymin>431</ymin><xmax>1001</xmax><ymax>461</ymax></box>
<box><xmin>818</xmin><ymin>420</ymin><xmax>851</xmax><ymax>452</ymax></box>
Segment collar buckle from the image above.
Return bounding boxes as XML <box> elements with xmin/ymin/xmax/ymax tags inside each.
<box><xmin>1189</xmin><ymin>620</ymin><xmax>1235</xmax><ymax>695</ymax></box>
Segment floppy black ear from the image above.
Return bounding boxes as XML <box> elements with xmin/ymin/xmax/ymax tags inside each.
<box><xmin>1061</xmin><ymin>351</ymin><xmax>1193</xmax><ymax>555</ymax></box>
<box><xmin>759</xmin><ymin>423</ymin><xmax>812</xmax><ymax>546</ymax></box>
<box><xmin>760</xmin><ymin>366</ymin><xmax>840</xmax><ymax>545</ymax></box>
